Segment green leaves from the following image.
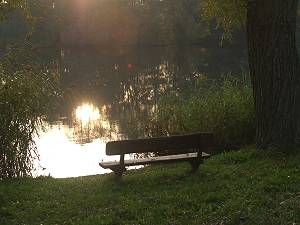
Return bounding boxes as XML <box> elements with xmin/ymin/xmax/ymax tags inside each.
<box><xmin>201</xmin><ymin>0</ymin><xmax>247</xmax><ymax>41</ymax></box>
<box><xmin>0</xmin><ymin>40</ymin><xmax>62</xmax><ymax>178</ymax></box>
<box><xmin>123</xmin><ymin>72</ymin><xmax>255</xmax><ymax>152</ymax></box>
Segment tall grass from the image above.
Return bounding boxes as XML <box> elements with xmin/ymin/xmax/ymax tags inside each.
<box><xmin>123</xmin><ymin>72</ymin><xmax>256</xmax><ymax>152</ymax></box>
<box><xmin>0</xmin><ymin>41</ymin><xmax>62</xmax><ymax>178</ymax></box>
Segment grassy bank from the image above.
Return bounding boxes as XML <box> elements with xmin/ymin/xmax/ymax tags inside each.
<box><xmin>121</xmin><ymin>73</ymin><xmax>255</xmax><ymax>153</ymax></box>
<box><xmin>0</xmin><ymin>146</ymin><xmax>299</xmax><ymax>225</ymax></box>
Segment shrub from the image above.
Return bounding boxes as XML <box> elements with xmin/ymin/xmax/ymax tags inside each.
<box><xmin>122</xmin><ymin>72</ymin><xmax>256</xmax><ymax>153</ymax></box>
<box><xmin>0</xmin><ymin>41</ymin><xmax>61</xmax><ymax>178</ymax></box>
<box><xmin>184</xmin><ymin>73</ymin><xmax>256</xmax><ymax>151</ymax></box>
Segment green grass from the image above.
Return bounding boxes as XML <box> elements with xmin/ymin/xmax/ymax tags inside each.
<box><xmin>1</xmin><ymin>146</ymin><xmax>300</xmax><ymax>225</ymax></box>
<box><xmin>121</xmin><ymin>73</ymin><xmax>256</xmax><ymax>152</ymax></box>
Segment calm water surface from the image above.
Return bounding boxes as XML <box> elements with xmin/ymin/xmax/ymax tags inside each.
<box><xmin>34</xmin><ymin>44</ymin><xmax>248</xmax><ymax>178</ymax></box>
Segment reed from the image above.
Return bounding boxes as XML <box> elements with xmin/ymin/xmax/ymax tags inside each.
<box><xmin>0</xmin><ymin>41</ymin><xmax>62</xmax><ymax>178</ymax></box>
<box><xmin>123</xmin><ymin>72</ymin><xmax>256</xmax><ymax>152</ymax></box>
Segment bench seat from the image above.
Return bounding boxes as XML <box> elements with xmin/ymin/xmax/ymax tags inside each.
<box><xmin>99</xmin><ymin>152</ymin><xmax>210</xmax><ymax>168</ymax></box>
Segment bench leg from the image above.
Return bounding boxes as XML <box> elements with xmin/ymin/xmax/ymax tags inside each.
<box><xmin>112</xmin><ymin>167</ymin><xmax>127</xmax><ymax>181</ymax></box>
<box><xmin>188</xmin><ymin>158</ymin><xmax>204</xmax><ymax>173</ymax></box>
<box><xmin>189</xmin><ymin>161</ymin><xmax>200</xmax><ymax>173</ymax></box>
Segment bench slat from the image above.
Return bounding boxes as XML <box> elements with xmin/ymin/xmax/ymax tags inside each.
<box><xmin>99</xmin><ymin>152</ymin><xmax>210</xmax><ymax>169</ymax></box>
<box><xmin>106</xmin><ymin>132</ymin><xmax>214</xmax><ymax>155</ymax></box>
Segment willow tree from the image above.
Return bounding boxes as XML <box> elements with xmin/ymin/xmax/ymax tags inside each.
<box><xmin>0</xmin><ymin>0</ymin><xmax>61</xmax><ymax>178</ymax></box>
<box><xmin>202</xmin><ymin>0</ymin><xmax>300</xmax><ymax>149</ymax></box>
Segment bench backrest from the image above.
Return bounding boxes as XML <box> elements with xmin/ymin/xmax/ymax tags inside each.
<box><xmin>106</xmin><ymin>132</ymin><xmax>214</xmax><ymax>155</ymax></box>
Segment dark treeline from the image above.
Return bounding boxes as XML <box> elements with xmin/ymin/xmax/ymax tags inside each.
<box><xmin>1</xmin><ymin>0</ymin><xmax>300</xmax><ymax>48</ymax></box>
<box><xmin>0</xmin><ymin>0</ymin><xmax>245</xmax><ymax>48</ymax></box>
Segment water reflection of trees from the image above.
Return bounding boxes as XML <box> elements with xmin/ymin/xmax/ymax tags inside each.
<box><xmin>60</xmin><ymin>45</ymin><xmax>246</xmax><ymax>102</ymax></box>
<box><xmin>42</xmin><ymin>45</ymin><xmax>247</xmax><ymax>142</ymax></box>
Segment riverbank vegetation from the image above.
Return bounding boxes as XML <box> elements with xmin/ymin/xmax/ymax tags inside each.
<box><xmin>121</xmin><ymin>72</ymin><xmax>255</xmax><ymax>153</ymax></box>
<box><xmin>0</xmin><ymin>40</ymin><xmax>62</xmax><ymax>178</ymax></box>
<box><xmin>0</xmin><ymin>1</ymin><xmax>64</xmax><ymax>179</ymax></box>
<box><xmin>1</xmin><ymin>146</ymin><xmax>299</xmax><ymax>224</ymax></box>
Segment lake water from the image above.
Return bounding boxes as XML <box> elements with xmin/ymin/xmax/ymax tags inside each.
<box><xmin>34</xmin><ymin>44</ymin><xmax>248</xmax><ymax>178</ymax></box>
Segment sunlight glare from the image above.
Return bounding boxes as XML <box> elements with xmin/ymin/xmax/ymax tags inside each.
<box><xmin>76</xmin><ymin>103</ymin><xmax>100</xmax><ymax>125</ymax></box>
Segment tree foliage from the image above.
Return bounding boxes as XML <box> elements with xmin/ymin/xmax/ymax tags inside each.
<box><xmin>201</xmin><ymin>0</ymin><xmax>247</xmax><ymax>40</ymax></box>
<box><xmin>0</xmin><ymin>1</ymin><xmax>61</xmax><ymax>178</ymax></box>
<box><xmin>0</xmin><ymin>0</ymin><xmax>214</xmax><ymax>47</ymax></box>
<box><xmin>0</xmin><ymin>0</ymin><xmax>52</xmax><ymax>29</ymax></box>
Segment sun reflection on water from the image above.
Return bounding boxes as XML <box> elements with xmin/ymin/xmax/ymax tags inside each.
<box><xmin>75</xmin><ymin>103</ymin><xmax>100</xmax><ymax>125</ymax></box>
<box><xmin>72</xmin><ymin>103</ymin><xmax>103</xmax><ymax>145</ymax></box>
<box><xmin>34</xmin><ymin>103</ymin><xmax>124</xmax><ymax>178</ymax></box>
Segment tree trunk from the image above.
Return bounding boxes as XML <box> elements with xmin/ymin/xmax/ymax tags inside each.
<box><xmin>247</xmin><ymin>0</ymin><xmax>300</xmax><ymax>149</ymax></box>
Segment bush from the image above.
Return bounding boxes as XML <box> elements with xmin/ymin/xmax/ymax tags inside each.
<box><xmin>0</xmin><ymin>41</ymin><xmax>61</xmax><ymax>178</ymax></box>
<box><xmin>184</xmin><ymin>73</ymin><xmax>256</xmax><ymax>151</ymax></box>
<box><xmin>122</xmin><ymin>72</ymin><xmax>256</xmax><ymax>153</ymax></box>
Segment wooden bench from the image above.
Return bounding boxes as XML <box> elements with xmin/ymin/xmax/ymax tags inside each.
<box><xmin>99</xmin><ymin>132</ymin><xmax>214</xmax><ymax>180</ymax></box>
